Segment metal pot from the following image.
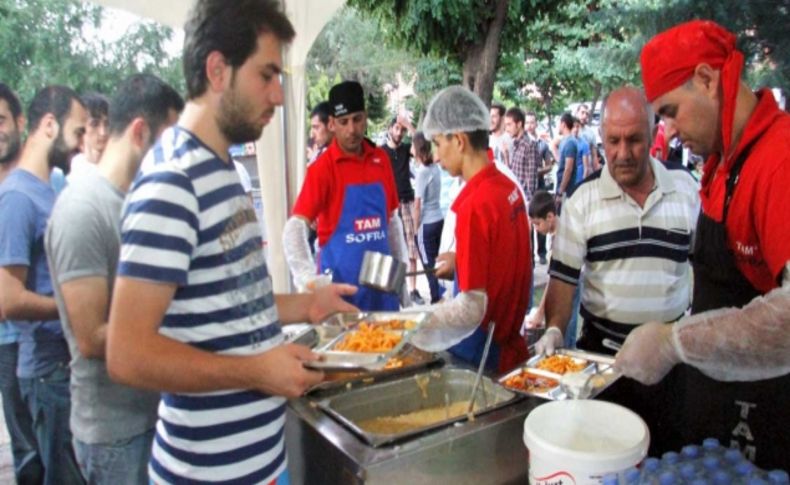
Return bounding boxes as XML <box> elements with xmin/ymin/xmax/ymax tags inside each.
<box><xmin>359</xmin><ymin>250</ymin><xmax>439</xmax><ymax>293</ymax></box>
<box><xmin>358</xmin><ymin>251</ymin><xmax>406</xmax><ymax>293</ymax></box>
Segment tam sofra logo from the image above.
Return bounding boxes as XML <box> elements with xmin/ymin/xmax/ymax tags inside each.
<box><xmin>347</xmin><ymin>216</ymin><xmax>386</xmax><ymax>244</ymax></box>
<box><xmin>734</xmin><ymin>241</ymin><xmax>757</xmax><ymax>257</ymax></box>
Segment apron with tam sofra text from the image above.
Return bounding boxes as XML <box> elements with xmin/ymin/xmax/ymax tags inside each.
<box><xmin>675</xmin><ymin>141</ymin><xmax>790</xmax><ymax>470</ymax></box>
<box><xmin>318</xmin><ymin>183</ymin><xmax>399</xmax><ymax>311</ymax></box>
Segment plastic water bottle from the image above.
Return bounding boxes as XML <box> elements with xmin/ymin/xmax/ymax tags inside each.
<box><xmin>702</xmin><ymin>455</ymin><xmax>722</xmax><ymax>472</ymax></box>
<box><xmin>712</xmin><ymin>470</ymin><xmax>732</xmax><ymax>485</ymax></box>
<box><xmin>639</xmin><ymin>457</ymin><xmax>662</xmax><ymax>483</ymax></box>
<box><xmin>768</xmin><ymin>471</ymin><xmax>790</xmax><ymax>485</ymax></box>
<box><xmin>682</xmin><ymin>444</ymin><xmax>702</xmax><ymax>460</ymax></box>
<box><xmin>679</xmin><ymin>462</ymin><xmax>699</xmax><ymax>481</ymax></box>
<box><xmin>602</xmin><ymin>473</ymin><xmax>619</xmax><ymax>485</ymax></box>
<box><xmin>623</xmin><ymin>467</ymin><xmax>641</xmax><ymax>484</ymax></box>
<box><xmin>702</xmin><ymin>438</ymin><xmax>722</xmax><ymax>456</ymax></box>
<box><xmin>661</xmin><ymin>451</ymin><xmax>681</xmax><ymax>465</ymax></box>
<box><xmin>659</xmin><ymin>470</ymin><xmax>679</xmax><ymax>485</ymax></box>
<box><xmin>724</xmin><ymin>448</ymin><xmax>744</xmax><ymax>464</ymax></box>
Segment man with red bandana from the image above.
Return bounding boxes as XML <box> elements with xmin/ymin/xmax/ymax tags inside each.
<box><xmin>614</xmin><ymin>20</ymin><xmax>790</xmax><ymax>469</ymax></box>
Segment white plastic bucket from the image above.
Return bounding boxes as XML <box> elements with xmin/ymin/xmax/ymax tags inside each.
<box><xmin>523</xmin><ymin>400</ymin><xmax>649</xmax><ymax>485</ymax></box>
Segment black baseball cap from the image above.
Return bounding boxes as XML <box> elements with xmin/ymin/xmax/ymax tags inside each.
<box><xmin>328</xmin><ymin>81</ymin><xmax>365</xmax><ymax>118</ymax></box>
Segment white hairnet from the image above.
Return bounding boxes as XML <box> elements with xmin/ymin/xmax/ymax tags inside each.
<box><xmin>421</xmin><ymin>85</ymin><xmax>490</xmax><ymax>139</ymax></box>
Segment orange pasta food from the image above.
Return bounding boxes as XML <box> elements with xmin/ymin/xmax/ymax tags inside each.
<box><xmin>502</xmin><ymin>371</ymin><xmax>559</xmax><ymax>393</ymax></box>
<box><xmin>334</xmin><ymin>323</ymin><xmax>402</xmax><ymax>353</ymax></box>
<box><xmin>535</xmin><ymin>355</ymin><xmax>587</xmax><ymax>374</ymax></box>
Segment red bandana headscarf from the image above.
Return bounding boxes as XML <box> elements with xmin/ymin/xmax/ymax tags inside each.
<box><xmin>640</xmin><ymin>20</ymin><xmax>743</xmax><ymax>160</ymax></box>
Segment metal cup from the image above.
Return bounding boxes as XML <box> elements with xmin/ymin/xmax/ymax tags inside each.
<box><xmin>358</xmin><ymin>251</ymin><xmax>407</xmax><ymax>293</ymax></box>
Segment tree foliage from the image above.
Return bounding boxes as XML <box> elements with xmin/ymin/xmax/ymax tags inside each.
<box><xmin>306</xmin><ymin>7</ymin><xmax>463</xmax><ymax>132</ymax></box>
<box><xmin>0</xmin><ymin>0</ymin><xmax>183</xmax><ymax>106</ymax></box>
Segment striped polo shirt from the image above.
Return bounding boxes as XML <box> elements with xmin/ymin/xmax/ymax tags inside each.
<box><xmin>119</xmin><ymin>126</ymin><xmax>286</xmax><ymax>484</ymax></box>
<box><xmin>550</xmin><ymin>157</ymin><xmax>700</xmax><ymax>327</ymax></box>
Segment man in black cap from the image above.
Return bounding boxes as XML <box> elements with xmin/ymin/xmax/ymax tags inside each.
<box><xmin>284</xmin><ymin>81</ymin><xmax>406</xmax><ymax>310</ymax></box>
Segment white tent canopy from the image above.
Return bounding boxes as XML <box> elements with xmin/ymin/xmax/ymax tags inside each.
<box><xmin>91</xmin><ymin>0</ymin><xmax>346</xmax><ymax>292</ymax></box>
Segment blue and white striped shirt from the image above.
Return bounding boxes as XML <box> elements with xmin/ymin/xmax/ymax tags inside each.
<box><xmin>119</xmin><ymin>127</ymin><xmax>286</xmax><ymax>484</ymax></box>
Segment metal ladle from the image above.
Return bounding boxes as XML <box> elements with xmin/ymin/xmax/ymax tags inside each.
<box><xmin>467</xmin><ymin>322</ymin><xmax>496</xmax><ymax>415</ymax></box>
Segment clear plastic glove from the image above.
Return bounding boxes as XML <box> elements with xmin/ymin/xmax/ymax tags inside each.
<box><xmin>282</xmin><ymin>217</ymin><xmax>319</xmax><ymax>291</ymax></box>
<box><xmin>670</xmin><ymin>284</ymin><xmax>790</xmax><ymax>382</ymax></box>
<box><xmin>410</xmin><ymin>290</ymin><xmax>487</xmax><ymax>352</ymax></box>
<box><xmin>534</xmin><ymin>326</ymin><xmax>563</xmax><ymax>356</ymax></box>
<box><xmin>614</xmin><ymin>322</ymin><xmax>679</xmax><ymax>385</ymax></box>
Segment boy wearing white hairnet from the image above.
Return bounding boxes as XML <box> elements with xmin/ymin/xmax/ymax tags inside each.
<box><xmin>411</xmin><ymin>86</ymin><xmax>532</xmax><ymax>373</ymax></box>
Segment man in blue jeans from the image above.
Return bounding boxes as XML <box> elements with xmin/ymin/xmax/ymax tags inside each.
<box><xmin>0</xmin><ymin>81</ymin><xmax>44</xmax><ymax>484</ymax></box>
<box><xmin>46</xmin><ymin>74</ymin><xmax>183</xmax><ymax>485</ymax></box>
<box><xmin>0</xmin><ymin>85</ymin><xmax>87</xmax><ymax>484</ymax></box>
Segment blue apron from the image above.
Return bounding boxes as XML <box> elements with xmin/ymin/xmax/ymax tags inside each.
<box><xmin>319</xmin><ymin>183</ymin><xmax>399</xmax><ymax>311</ymax></box>
<box><xmin>447</xmin><ymin>272</ymin><xmax>500</xmax><ymax>371</ymax></box>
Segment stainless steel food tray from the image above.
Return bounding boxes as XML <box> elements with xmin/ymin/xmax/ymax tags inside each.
<box><xmin>281</xmin><ymin>324</ymin><xmax>319</xmax><ymax>348</ymax></box>
<box><xmin>305</xmin><ymin>311</ymin><xmax>432</xmax><ymax>372</ymax></box>
<box><xmin>317</xmin><ymin>367</ymin><xmax>518</xmax><ymax>447</ymax></box>
<box><xmin>308</xmin><ymin>348</ymin><xmax>443</xmax><ymax>394</ymax></box>
<box><xmin>498</xmin><ymin>348</ymin><xmax>619</xmax><ymax>400</ymax></box>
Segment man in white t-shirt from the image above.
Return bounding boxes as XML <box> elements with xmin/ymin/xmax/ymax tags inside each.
<box><xmin>488</xmin><ymin>103</ymin><xmax>512</xmax><ymax>166</ymax></box>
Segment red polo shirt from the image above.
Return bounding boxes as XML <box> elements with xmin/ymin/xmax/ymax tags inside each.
<box><xmin>453</xmin><ymin>162</ymin><xmax>532</xmax><ymax>370</ymax></box>
<box><xmin>293</xmin><ymin>138</ymin><xmax>399</xmax><ymax>247</ymax></box>
<box><xmin>700</xmin><ymin>89</ymin><xmax>790</xmax><ymax>292</ymax></box>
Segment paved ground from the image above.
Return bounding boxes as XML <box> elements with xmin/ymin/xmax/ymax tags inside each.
<box><xmin>0</xmin><ymin>398</ymin><xmax>15</xmax><ymax>483</ymax></box>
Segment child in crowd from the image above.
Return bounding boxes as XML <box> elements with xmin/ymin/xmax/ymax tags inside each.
<box><xmin>526</xmin><ymin>190</ymin><xmax>580</xmax><ymax>348</ymax></box>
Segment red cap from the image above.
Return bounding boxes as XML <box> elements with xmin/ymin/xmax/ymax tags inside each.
<box><xmin>641</xmin><ymin>20</ymin><xmax>743</xmax><ymax>158</ymax></box>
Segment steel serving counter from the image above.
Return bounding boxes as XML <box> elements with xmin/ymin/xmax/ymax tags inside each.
<box><xmin>285</xmin><ymin>358</ymin><xmax>545</xmax><ymax>485</ymax></box>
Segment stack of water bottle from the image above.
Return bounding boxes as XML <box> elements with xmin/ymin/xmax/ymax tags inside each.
<box><xmin>602</xmin><ymin>438</ymin><xmax>790</xmax><ymax>484</ymax></box>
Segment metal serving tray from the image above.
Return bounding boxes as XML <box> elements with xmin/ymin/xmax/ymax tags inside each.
<box><xmin>498</xmin><ymin>348</ymin><xmax>619</xmax><ymax>400</ymax></box>
<box><xmin>305</xmin><ymin>311</ymin><xmax>432</xmax><ymax>372</ymax></box>
<box><xmin>281</xmin><ymin>324</ymin><xmax>320</xmax><ymax>348</ymax></box>
<box><xmin>309</xmin><ymin>348</ymin><xmax>443</xmax><ymax>394</ymax></box>
<box><xmin>317</xmin><ymin>367</ymin><xmax>517</xmax><ymax>447</ymax></box>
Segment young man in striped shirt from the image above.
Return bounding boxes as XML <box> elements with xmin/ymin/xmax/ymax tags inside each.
<box><xmin>105</xmin><ymin>1</ymin><xmax>357</xmax><ymax>483</ymax></box>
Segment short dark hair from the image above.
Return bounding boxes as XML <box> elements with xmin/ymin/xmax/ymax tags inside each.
<box><xmin>108</xmin><ymin>74</ymin><xmax>184</xmax><ymax>137</ymax></box>
<box><xmin>491</xmin><ymin>103</ymin><xmax>506</xmax><ymax>117</ymax></box>
<box><xmin>310</xmin><ymin>101</ymin><xmax>331</xmax><ymax>125</ymax></box>
<box><xmin>525</xmin><ymin>111</ymin><xmax>538</xmax><ymax>121</ymax></box>
<box><xmin>183</xmin><ymin>0</ymin><xmax>295</xmax><ymax>99</ymax></box>
<box><xmin>0</xmin><ymin>83</ymin><xmax>22</xmax><ymax>120</ymax></box>
<box><xmin>80</xmin><ymin>92</ymin><xmax>109</xmax><ymax>120</ymax></box>
<box><xmin>528</xmin><ymin>190</ymin><xmax>556</xmax><ymax>219</ymax></box>
<box><xmin>560</xmin><ymin>112</ymin><xmax>576</xmax><ymax>131</ymax></box>
<box><xmin>505</xmin><ymin>107</ymin><xmax>525</xmax><ymax>125</ymax></box>
<box><xmin>27</xmin><ymin>85</ymin><xmax>83</xmax><ymax>133</ymax></box>
<box><xmin>412</xmin><ymin>131</ymin><xmax>432</xmax><ymax>164</ymax></box>
<box><xmin>467</xmin><ymin>129</ymin><xmax>489</xmax><ymax>151</ymax></box>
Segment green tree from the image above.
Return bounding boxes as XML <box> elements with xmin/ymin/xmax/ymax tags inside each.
<box><xmin>0</xmin><ymin>0</ymin><xmax>182</xmax><ymax>106</ymax></box>
<box><xmin>349</xmin><ymin>0</ymin><xmax>569</xmax><ymax>106</ymax></box>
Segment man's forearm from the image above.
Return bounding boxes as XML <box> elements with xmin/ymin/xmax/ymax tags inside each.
<box><xmin>2</xmin><ymin>291</ymin><xmax>59</xmax><ymax>321</ymax></box>
<box><xmin>108</xmin><ymin>331</ymin><xmax>258</xmax><ymax>393</ymax></box>
<box><xmin>275</xmin><ymin>293</ymin><xmax>313</xmax><ymax>324</ymax></box>
<box><xmin>543</xmin><ymin>277</ymin><xmax>576</xmax><ymax>336</ymax></box>
<box><xmin>559</xmin><ymin>158</ymin><xmax>574</xmax><ymax>194</ymax></box>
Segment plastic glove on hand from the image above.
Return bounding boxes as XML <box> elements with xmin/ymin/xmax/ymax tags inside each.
<box><xmin>534</xmin><ymin>326</ymin><xmax>563</xmax><ymax>356</ymax></box>
<box><xmin>614</xmin><ymin>322</ymin><xmax>680</xmax><ymax>385</ymax></box>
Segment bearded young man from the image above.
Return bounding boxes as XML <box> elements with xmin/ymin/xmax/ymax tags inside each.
<box><xmin>0</xmin><ymin>85</ymin><xmax>87</xmax><ymax>485</ymax></box>
<box><xmin>106</xmin><ymin>1</ymin><xmax>356</xmax><ymax>483</ymax></box>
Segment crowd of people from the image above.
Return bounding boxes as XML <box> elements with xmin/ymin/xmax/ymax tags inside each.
<box><xmin>0</xmin><ymin>1</ymin><xmax>787</xmax><ymax>483</ymax></box>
